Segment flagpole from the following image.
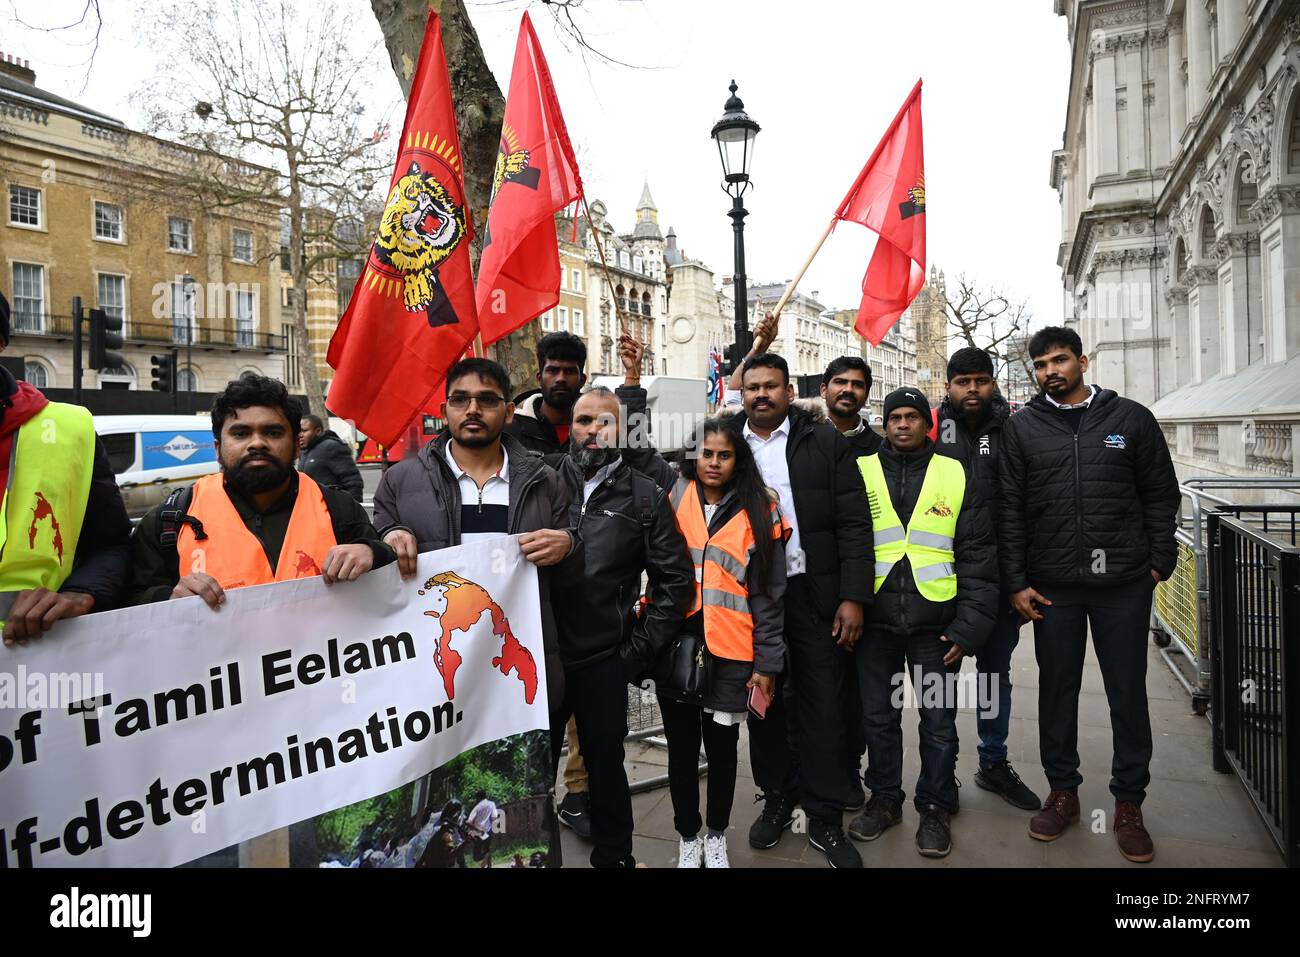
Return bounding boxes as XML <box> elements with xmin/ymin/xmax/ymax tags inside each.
<box><xmin>580</xmin><ymin>192</ymin><xmax>630</xmax><ymax>339</ymax></box>
<box><xmin>771</xmin><ymin>77</ymin><xmax>922</xmax><ymax>322</ymax></box>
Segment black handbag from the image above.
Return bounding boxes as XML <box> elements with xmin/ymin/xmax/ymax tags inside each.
<box><xmin>654</xmin><ymin>627</ymin><xmax>713</xmax><ymax>705</ymax></box>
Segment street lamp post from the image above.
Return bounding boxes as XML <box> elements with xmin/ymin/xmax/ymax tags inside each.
<box><xmin>711</xmin><ymin>81</ymin><xmax>760</xmax><ymax>361</ymax></box>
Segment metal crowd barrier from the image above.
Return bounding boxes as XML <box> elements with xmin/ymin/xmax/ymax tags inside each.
<box><xmin>1208</xmin><ymin>504</ymin><xmax>1300</xmax><ymax>867</ymax></box>
<box><xmin>1151</xmin><ymin>479</ymin><xmax>1300</xmax><ymax>713</ymax></box>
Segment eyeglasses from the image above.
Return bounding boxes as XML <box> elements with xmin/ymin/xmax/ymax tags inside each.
<box><xmin>447</xmin><ymin>392</ymin><xmax>506</xmax><ymax>410</ymax></box>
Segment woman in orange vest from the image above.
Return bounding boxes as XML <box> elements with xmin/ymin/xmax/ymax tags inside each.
<box><xmin>652</xmin><ymin>417</ymin><xmax>789</xmax><ymax>869</ymax></box>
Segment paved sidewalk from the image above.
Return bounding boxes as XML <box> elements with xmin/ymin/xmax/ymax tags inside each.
<box><xmin>557</xmin><ymin>634</ymin><xmax>1280</xmax><ymax>868</ymax></box>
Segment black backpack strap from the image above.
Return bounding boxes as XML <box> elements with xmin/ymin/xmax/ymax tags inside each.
<box><xmin>630</xmin><ymin>469</ymin><xmax>656</xmax><ymax>529</ymax></box>
<box><xmin>158</xmin><ymin>485</ymin><xmax>206</xmax><ymax>546</ymax></box>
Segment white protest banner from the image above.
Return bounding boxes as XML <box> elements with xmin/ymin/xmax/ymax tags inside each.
<box><xmin>0</xmin><ymin>537</ymin><xmax>548</xmax><ymax>867</ymax></box>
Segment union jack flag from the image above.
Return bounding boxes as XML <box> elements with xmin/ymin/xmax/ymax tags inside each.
<box><xmin>707</xmin><ymin>344</ymin><xmax>723</xmax><ymax>405</ymax></box>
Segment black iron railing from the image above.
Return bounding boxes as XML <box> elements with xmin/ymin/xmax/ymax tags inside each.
<box><xmin>11</xmin><ymin>314</ymin><xmax>287</xmax><ymax>351</ymax></box>
<box><xmin>1210</xmin><ymin>505</ymin><xmax>1300</xmax><ymax>867</ymax></box>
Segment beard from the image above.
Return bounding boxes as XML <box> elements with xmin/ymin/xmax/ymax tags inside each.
<box><xmin>541</xmin><ymin>384</ymin><xmax>577</xmax><ymax>411</ymax></box>
<box><xmin>956</xmin><ymin>397</ymin><xmax>992</xmax><ymax>429</ymax></box>
<box><xmin>453</xmin><ymin>420</ymin><xmax>497</xmax><ymax>448</ymax></box>
<box><xmin>569</xmin><ymin>436</ymin><xmax>620</xmax><ymax>474</ymax></box>
<box><xmin>224</xmin><ymin>454</ymin><xmax>294</xmax><ymax>495</ymax></box>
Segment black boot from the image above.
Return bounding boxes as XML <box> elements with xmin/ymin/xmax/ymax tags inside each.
<box><xmin>974</xmin><ymin>761</ymin><xmax>1042</xmax><ymax>811</ymax></box>
<box><xmin>915</xmin><ymin>804</ymin><xmax>952</xmax><ymax>858</ymax></box>
<box><xmin>808</xmin><ymin>819</ymin><xmax>863</xmax><ymax>868</ymax></box>
<box><xmin>747</xmin><ymin>792</ymin><xmax>797</xmax><ymax>850</ymax></box>
<box><xmin>847</xmin><ymin>795</ymin><xmax>903</xmax><ymax>842</ymax></box>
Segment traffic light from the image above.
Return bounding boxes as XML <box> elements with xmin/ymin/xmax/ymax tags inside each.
<box><xmin>150</xmin><ymin>353</ymin><xmax>176</xmax><ymax>392</ymax></box>
<box><xmin>87</xmin><ymin>307</ymin><xmax>124</xmax><ymax>371</ymax></box>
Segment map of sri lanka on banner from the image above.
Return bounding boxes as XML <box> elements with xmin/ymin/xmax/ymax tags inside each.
<box><xmin>0</xmin><ymin>538</ymin><xmax>548</xmax><ymax>868</ymax></box>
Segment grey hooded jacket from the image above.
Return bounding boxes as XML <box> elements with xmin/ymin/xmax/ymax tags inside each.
<box><xmin>372</xmin><ymin>431</ymin><xmax>582</xmax><ymax>717</ymax></box>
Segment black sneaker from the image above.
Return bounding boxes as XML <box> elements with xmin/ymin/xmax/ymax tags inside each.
<box><xmin>974</xmin><ymin>761</ymin><xmax>1042</xmax><ymax>811</ymax></box>
<box><xmin>808</xmin><ymin>820</ymin><xmax>863</xmax><ymax>868</ymax></box>
<box><xmin>557</xmin><ymin>791</ymin><xmax>592</xmax><ymax>841</ymax></box>
<box><xmin>847</xmin><ymin>795</ymin><xmax>903</xmax><ymax>842</ymax></box>
<box><xmin>915</xmin><ymin>804</ymin><xmax>952</xmax><ymax>858</ymax></box>
<box><xmin>747</xmin><ymin>792</ymin><xmax>797</xmax><ymax>849</ymax></box>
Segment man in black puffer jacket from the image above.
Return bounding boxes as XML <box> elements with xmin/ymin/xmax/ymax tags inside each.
<box><xmin>298</xmin><ymin>415</ymin><xmax>364</xmax><ymax>501</ymax></box>
<box><xmin>544</xmin><ymin>386</ymin><xmax>695</xmax><ymax>869</ymax></box>
<box><xmin>726</xmin><ymin>353</ymin><xmax>873</xmax><ymax>869</ymax></box>
<box><xmin>851</xmin><ymin>387</ymin><xmax>997</xmax><ymax>859</ymax></box>
<box><xmin>999</xmin><ymin>326</ymin><xmax>1179</xmax><ymax>864</ymax></box>
<box><xmin>932</xmin><ymin>348</ymin><xmax>1041</xmax><ymax>813</ymax></box>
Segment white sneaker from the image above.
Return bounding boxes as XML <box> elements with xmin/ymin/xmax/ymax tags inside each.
<box><xmin>704</xmin><ymin>833</ymin><xmax>730</xmax><ymax>868</ymax></box>
<box><xmin>677</xmin><ymin>835</ymin><xmax>703</xmax><ymax>869</ymax></box>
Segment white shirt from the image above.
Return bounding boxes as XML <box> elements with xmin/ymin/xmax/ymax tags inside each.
<box><xmin>742</xmin><ymin>416</ymin><xmax>804</xmax><ymax>576</ymax></box>
<box><xmin>445</xmin><ymin>442</ymin><xmax>510</xmax><ymax>544</ymax></box>
<box><xmin>467</xmin><ymin>798</ymin><xmax>497</xmax><ymax>836</ymax></box>
<box><xmin>1044</xmin><ymin>384</ymin><xmax>1097</xmax><ymax>410</ymax></box>
<box><xmin>582</xmin><ymin>457</ymin><xmax>622</xmax><ymax>504</ymax></box>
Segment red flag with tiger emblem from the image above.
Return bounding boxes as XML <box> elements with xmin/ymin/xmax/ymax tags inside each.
<box><xmin>474</xmin><ymin>11</ymin><xmax>582</xmax><ymax>346</ymax></box>
<box><xmin>838</xmin><ymin>78</ymin><xmax>925</xmax><ymax>346</ymax></box>
<box><xmin>326</xmin><ymin>11</ymin><xmax>477</xmax><ymax>447</ymax></box>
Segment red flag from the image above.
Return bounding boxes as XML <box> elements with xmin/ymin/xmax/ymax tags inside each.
<box><xmin>837</xmin><ymin>79</ymin><xmax>925</xmax><ymax>346</ymax></box>
<box><xmin>475</xmin><ymin>11</ymin><xmax>582</xmax><ymax>346</ymax></box>
<box><xmin>326</xmin><ymin>12</ymin><xmax>477</xmax><ymax>447</ymax></box>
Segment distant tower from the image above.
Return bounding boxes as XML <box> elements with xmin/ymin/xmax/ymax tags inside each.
<box><xmin>910</xmin><ymin>265</ymin><xmax>949</xmax><ymax>405</ymax></box>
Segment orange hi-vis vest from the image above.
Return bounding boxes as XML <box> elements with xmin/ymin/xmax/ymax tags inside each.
<box><xmin>669</xmin><ymin>476</ymin><xmax>790</xmax><ymax>662</ymax></box>
<box><xmin>177</xmin><ymin>473</ymin><xmax>338</xmax><ymax>590</ymax></box>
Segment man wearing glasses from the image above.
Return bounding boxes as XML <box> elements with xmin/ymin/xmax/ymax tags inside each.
<box><xmin>373</xmin><ymin>358</ymin><xmax>583</xmax><ymax>820</ymax></box>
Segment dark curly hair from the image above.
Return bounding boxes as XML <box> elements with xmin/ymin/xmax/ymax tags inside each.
<box><xmin>210</xmin><ymin>373</ymin><xmax>301</xmax><ymax>439</ymax></box>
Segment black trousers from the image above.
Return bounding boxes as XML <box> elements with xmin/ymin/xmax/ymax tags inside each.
<box><xmin>658</xmin><ymin>694</ymin><xmax>740</xmax><ymax>837</ymax></box>
<box><xmin>1032</xmin><ymin>575</ymin><xmax>1155</xmax><ymax>804</ymax></box>
<box><xmin>550</xmin><ymin>653</ymin><xmax>635</xmax><ymax>867</ymax></box>
<box><xmin>746</xmin><ymin>575</ymin><xmax>850</xmax><ymax>823</ymax></box>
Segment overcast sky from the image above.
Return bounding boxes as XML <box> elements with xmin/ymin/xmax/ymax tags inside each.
<box><xmin>5</xmin><ymin>0</ymin><xmax>1071</xmax><ymax>328</ymax></box>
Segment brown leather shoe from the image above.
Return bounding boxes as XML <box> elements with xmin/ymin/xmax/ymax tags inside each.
<box><xmin>1028</xmin><ymin>788</ymin><xmax>1080</xmax><ymax>841</ymax></box>
<box><xmin>1114</xmin><ymin>801</ymin><xmax>1154</xmax><ymax>863</ymax></box>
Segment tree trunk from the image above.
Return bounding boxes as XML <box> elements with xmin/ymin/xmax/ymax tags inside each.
<box><xmin>370</xmin><ymin>0</ymin><xmax>542</xmax><ymax>397</ymax></box>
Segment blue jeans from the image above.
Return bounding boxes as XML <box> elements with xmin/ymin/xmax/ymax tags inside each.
<box><xmin>974</xmin><ymin>607</ymin><xmax>1025</xmax><ymax>769</ymax></box>
<box><xmin>857</xmin><ymin>628</ymin><xmax>960</xmax><ymax>812</ymax></box>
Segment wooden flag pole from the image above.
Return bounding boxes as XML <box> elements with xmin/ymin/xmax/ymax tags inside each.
<box><xmin>580</xmin><ymin>192</ymin><xmax>630</xmax><ymax>338</ymax></box>
<box><xmin>771</xmin><ymin>216</ymin><xmax>838</xmax><ymax>318</ymax></box>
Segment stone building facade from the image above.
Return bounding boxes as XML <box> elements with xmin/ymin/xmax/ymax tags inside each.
<box><xmin>0</xmin><ymin>55</ymin><xmax>286</xmax><ymax>394</ymax></box>
<box><xmin>844</xmin><ymin>308</ymin><xmax>919</xmax><ymax>422</ymax></box>
<box><xmin>909</xmin><ymin>266</ymin><xmax>950</xmax><ymax>405</ymax></box>
<box><xmin>1052</xmin><ymin>0</ymin><xmax>1300</xmax><ymax>478</ymax></box>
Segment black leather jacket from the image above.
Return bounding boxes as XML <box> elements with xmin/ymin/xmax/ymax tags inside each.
<box><xmin>544</xmin><ymin>455</ymin><xmax>696</xmax><ymax>676</ymax></box>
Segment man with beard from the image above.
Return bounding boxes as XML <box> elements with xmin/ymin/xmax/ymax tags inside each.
<box><xmin>999</xmin><ymin>327</ymin><xmax>1179</xmax><ymax>863</ymax></box>
<box><xmin>818</xmin><ymin>355</ymin><xmax>880</xmax><ymax>812</ymax></box>
<box><xmin>504</xmin><ymin>330</ymin><xmax>648</xmax><ymax>839</ymax></box>
<box><xmin>543</xmin><ymin>387</ymin><xmax>695</xmax><ymax>868</ymax></box>
<box><xmin>932</xmin><ymin>348</ymin><xmax>1041</xmax><ymax>812</ymax></box>
<box><xmin>130</xmin><ymin>373</ymin><xmax>395</xmax><ymax>605</ymax></box>
<box><xmin>730</xmin><ymin>353</ymin><xmax>873</xmax><ymax>868</ymax></box>
<box><xmin>505</xmin><ymin>331</ymin><xmax>647</xmax><ymax>455</ymax></box>
<box><xmin>821</xmin><ymin>356</ymin><xmax>881</xmax><ymax>456</ymax></box>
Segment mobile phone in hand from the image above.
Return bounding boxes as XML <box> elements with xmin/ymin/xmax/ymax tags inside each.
<box><xmin>748</xmin><ymin>682</ymin><xmax>770</xmax><ymax>720</ymax></box>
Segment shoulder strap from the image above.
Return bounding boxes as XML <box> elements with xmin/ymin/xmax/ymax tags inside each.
<box><xmin>158</xmin><ymin>485</ymin><xmax>207</xmax><ymax>546</ymax></box>
<box><xmin>631</xmin><ymin>469</ymin><xmax>656</xmax><ymax>529</ymax></box>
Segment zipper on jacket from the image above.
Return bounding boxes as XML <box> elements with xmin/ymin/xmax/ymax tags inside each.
<box><xmin>1073</xmin><ymin>431</ymin><xmax>1084</xmax><ymax>579</ymax></box>
<box><xmin>508</xmin><ymin>467</ymin><xmax>545</xmax><ymax>535</ymax></box>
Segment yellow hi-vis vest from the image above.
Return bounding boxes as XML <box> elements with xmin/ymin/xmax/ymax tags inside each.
<box><xmin>0</xmin><ymin>403</ymin><xmax>96</xmax><ymax>610</ymax></box>
<box><xmin>858</xmin><ymin>452</ymin><xmax>965</xmax><ymax>602</ymax></box>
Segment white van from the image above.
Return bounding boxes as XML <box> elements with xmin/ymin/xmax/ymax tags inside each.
<box><xmin>94</xmin><ymin>415</ymin><xmax>219</xmax><ymax>519</ymax></box>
